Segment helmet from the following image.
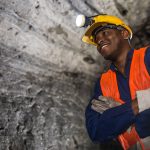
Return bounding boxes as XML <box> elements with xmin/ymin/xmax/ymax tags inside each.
<box><xmin>80</xmin><ymin>15</ymin><xmax>133</xmax><ymax>46</ymax></box>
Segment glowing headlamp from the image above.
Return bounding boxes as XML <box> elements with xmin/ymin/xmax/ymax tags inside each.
<box><xmin>75</xmin><ymin>15</ymin><xmax>92</xmax><ymax>28</ymax></box>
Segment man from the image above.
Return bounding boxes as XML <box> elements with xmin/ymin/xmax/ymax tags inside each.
<box><xmin>78</xmin><ymin>15</ymin><xmax>150</xmax><ymax>149</ymax></box>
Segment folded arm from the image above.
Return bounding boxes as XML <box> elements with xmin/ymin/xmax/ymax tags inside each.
<box><xmin>85</xmin><ymin>79</ymin><xmax>136</xmax><ymax>142</ymax></box>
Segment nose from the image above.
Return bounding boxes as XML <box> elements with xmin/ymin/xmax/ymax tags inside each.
<box><xmin>97</xmin><ymin>40</ymin><xmax>104</xmax><ymax>45</ymax></box>
<box><xmin>95</xmin><ymin>33</ymin><xmax>106</xmax><ymax>45</ymax></box>
<box><xmin>96</xmin><ymin>37</ymin><xmax>108</xmax><ymax>53</ymax></box>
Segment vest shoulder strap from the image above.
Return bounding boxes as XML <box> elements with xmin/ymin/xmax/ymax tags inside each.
<box><xmin>100</xmin><ymin>70</ymin><xmax>124</xmax><ymax>104</ymax></box>
<box><xmin>129</xmin><ymin>46</ymin><xmax>150</xmax><ymax>99</ymax></box>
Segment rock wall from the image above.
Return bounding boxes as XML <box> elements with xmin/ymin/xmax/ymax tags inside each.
<box><xmin>0</xmin><ymin>43</ymin><xmax>98</xmax><ymax>150</ymax></box>
<box><xmin>0</xmin><ymin>0</ymin><xmax>150</xmax><ymax>150</ymax></box>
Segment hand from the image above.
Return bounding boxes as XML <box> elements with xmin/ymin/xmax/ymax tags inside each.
<box><xmin>91</xmin><ymin>99</ymin><xmax>110</xmax><ymax>113</ymax></box>
<box><xmin>91</xmin><ymin>96</ymin><xmax>121</xmax><ymax>113</ymax></box>
<box><xmin>131</xmin><ymin>97</ymin><xmax>139</xmax><ymax>115</ymax></box>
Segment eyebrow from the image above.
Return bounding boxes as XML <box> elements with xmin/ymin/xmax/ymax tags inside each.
<box><xmin>94</xmin><ymin>29</ymin><xmax>111</xmax><ymax>42</ymax></box>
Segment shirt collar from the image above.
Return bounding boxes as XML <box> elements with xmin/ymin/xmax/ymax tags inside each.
<box><xmin>110</xmin><ymin>48</ymin><xmax>134</xmax><ymax>71</ymax></box>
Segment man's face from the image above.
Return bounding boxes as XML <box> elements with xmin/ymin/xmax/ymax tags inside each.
<box><xmin>94</xmin><ymin>28</ymin><xmax>124</xmax><ymax>60</ymax></box>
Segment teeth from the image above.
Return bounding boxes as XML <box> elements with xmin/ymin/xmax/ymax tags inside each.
<box><xmin>101</xmin><ymin>45</ymin><xmax>108</xmax><ymax>49</ymax></box>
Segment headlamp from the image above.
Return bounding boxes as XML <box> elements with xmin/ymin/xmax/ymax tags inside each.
<box><xmin>75</xmin><ymin>14</ymin><xmax>92</xmax><ymax>28</ymax></box>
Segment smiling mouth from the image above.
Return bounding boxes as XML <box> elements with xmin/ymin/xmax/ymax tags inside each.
<box><xmin>101</xmin><ymin>45</ymin><xmax>109</xmax><ymax>49</ymax></box>
<box><xmin>100</xmin><ymin>44</ymin><xmax>110</xmax><ymax>52</ymax></box>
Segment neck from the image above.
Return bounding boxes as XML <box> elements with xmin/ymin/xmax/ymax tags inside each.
<box><xmin>113</xmin><ymin>44</ymin><xmax>132</xmax><ymax>74</ymax></box>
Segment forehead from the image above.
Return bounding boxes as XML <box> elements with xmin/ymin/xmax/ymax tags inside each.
<box><xmin>92</xmin><ymin>24</ymin><xmax>117</xmax><ymax>36</ymax></box>
<box><xmin>94</xmin><ymin>28</ymin><xmax>117</xmax><ymax>39</ymax></box>
<box><xmin>96</xmin><ymin>28</ymin><xmax>113</xmax><ymax>34</ymax></box>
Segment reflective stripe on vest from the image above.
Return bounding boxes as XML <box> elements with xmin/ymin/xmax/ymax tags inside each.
<box><xmin>100</xmin><ymin>47</ymin><xmax>150</xmax><ymax>150</ymax></box>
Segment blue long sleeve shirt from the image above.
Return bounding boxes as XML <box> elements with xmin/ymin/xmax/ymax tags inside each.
<box><xmin>85</xmin><ymin>47</ymin><xmax>150</xmax><ymax>143</ymax></box>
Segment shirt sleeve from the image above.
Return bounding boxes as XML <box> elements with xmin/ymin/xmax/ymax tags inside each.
<box><xmin>85</xmin><ymin>78</ymin><xmax>136</xmax><ymax>143</ymax></box>
<box><xmin>135</xmin><ymin>109</ymin><xmax>150</xmax><ymax>138</ymax></box>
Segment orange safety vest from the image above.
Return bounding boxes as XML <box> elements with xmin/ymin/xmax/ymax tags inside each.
<box><xmin>100</xmin><ymin>47</ymin><xmax>150</xmax><ymax>150</ymax></box>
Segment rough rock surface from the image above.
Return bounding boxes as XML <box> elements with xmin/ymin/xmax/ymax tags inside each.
<box><xmin>0</xmin><ymin>0</ymin><xmax>150</xmax><ymax>150</ymax></box>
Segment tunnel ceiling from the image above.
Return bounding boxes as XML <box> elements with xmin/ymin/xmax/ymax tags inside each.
<box><xmin>0</xmin><ymin>0</ymin><xmax>150</xmax><ymax>77</ymax></box>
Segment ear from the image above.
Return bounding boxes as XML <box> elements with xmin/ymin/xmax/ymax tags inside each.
<box><xmin>121</xmin><ymin>29</ymin><xmax>130</xmax><ymax>39</ymax></box>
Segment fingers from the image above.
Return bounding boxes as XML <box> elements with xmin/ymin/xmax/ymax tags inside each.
<box><xmin>91</xmin><ymin>104</ymin><xmax>104</xmax><ymax>113</ymax></box>
<box><xmin>109</xmin><ymin>101</ymin><xmax>121</xmax><ymax>107</ymax></box>
<box><xmin>92</xmin><ymin>99</ymin><xmax>109</xmax><ymax>108</ymax></box>
<box><xmin>98</xmin><ymin>96</ymin><xmax>121</xmax><ymax>107</ymax></box>
<box><xmin>91</xmin><ymin>96</ymin><xmax>122</xmax><ymax>113</ymax></box>
<box><xmin>91</xmin><ymin>103</ymin><xmax>107</xmax><ymax>113</ymax></box>
<box><xmin>91</xmin><ymin>99</ymin><xmax>110</xmax><ymax>113</ymax></box>
<box><xmin>98</xmin><ymin>96</ymin><xmax>109</xmax><ymax>104</ymax></box>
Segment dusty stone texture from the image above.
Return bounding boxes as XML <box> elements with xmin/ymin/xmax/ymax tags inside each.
<box><xmin>0</xmin><ymin>43</ymin><xmax>98</xmax><ymax>150</ymax></box>
<box><xmin>0</xmin><ymin>0</ymin><xmax>150</xmax><ymax>150</ymax></box>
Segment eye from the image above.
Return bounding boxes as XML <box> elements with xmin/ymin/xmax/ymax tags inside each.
<box><xmin>103</xmin><ymin>30</ymin><xmax>109</xmax><ymax>36</ymax></box>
